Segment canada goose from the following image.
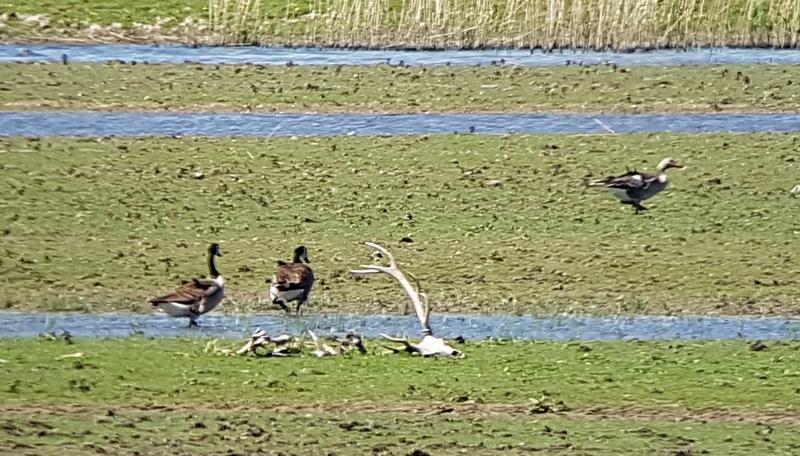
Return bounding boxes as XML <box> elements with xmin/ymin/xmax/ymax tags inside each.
<box><xmin>149</xmin><ymin>243</ymin><xmax>224</xmax><ymax>327</ymax></box>
<box><xmin>588</xmin><ymin>158</ymin><xmax>684</xmax><ymax>214</ymax></box>
<box><xmin>269</xmin><ymin>245</ymin><xmax>314</xmax><ymax>315</ymax></box>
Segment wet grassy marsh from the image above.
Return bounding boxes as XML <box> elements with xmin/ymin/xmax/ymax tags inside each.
<box><xmin>2</xmin><ymin>62</ymin><xmax>799</xmax><ymax>113</ymax></box>
<box><xmin>1</xmin><ymin>337</ymin><xmax>799</xmax><ymax>454</ymax></box>
<box><xmin>1</xmin><ymin>133</ymin><xmax>798</xmax><ymax>315</ymax></box>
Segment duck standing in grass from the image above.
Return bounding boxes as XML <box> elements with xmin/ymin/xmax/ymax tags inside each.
<box><xmin>149</xmin><ymin>243</ymin><xmax>225</xmax><ymax>327</ymax></box>
<box><xmin>269</xmin><ymin>245</ymin><xmax>315</xmax><ymax>315</ymax></box>
<box><xmin>588</xmin><ymin>158</ymin><xmax>684</xmax><ymax>214</ymax></box>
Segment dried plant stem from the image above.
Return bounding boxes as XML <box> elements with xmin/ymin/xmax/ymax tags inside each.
<box><xmin>208</xmin><ymin>0</ymin><xmax>800</xmax><ymax>49</ymax></box>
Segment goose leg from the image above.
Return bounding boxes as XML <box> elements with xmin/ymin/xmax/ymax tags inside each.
<box><xmin>633</xmin><ymin>202</ymin><xmax>648</xmax><ymax>214</ymax></box>
<box><xmin>273</xmin><ymin>298</ymin><xmax>290</xmax><ymax>313</ymax></box>
<box><xmin>296</xmin><ymin>291</ymin><xmax>311</xmax><ymax>316</ymax></box>
<box><xmin>188</xmin><ymin>319</ymin><xmax>199</xmax><ymax>328</ymax></box>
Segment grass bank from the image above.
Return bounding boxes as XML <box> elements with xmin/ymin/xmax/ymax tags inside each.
<box><xmin>1</xmin><ymin>0</ymin><xmax>799</xmax><ymax>49</ymax></box>
<box><xmin>1</xmin><ymin>133</ymin><xmax>798</xmax><ymax>315</ymax></box>
<box><xmin>0</xmin><ymin>338</ymin><xmax>799</xmax><ymax>454</ymax></box>
<box><xmin>2</xmin><ymin>62</ymin><xmax>800</xmax><ymax>113</ymax></box>
<box><xmin>5</xmin><ymin>411</ymin><xmax>797</xmax><ymax>455</ymax></box>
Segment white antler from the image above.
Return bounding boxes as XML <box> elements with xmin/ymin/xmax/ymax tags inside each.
<box><xmin>351</xmin><ymin>242</ymin><xmax>432</xmax><ymax>335</ymax></box>
<box><xmin>352</xmin><ymin>242</ymin><xmax>462</xmax><ymax>358</ymax></box>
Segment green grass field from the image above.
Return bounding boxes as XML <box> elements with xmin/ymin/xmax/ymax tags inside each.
<box><xmin>1</xmin><ymin>337</ymin><xmax>799</xmax><ymax>454</ymax></box>
<box><xmin>1</xmin><ymin>0</ymin><xmax>206</xmax><ymax>26</ymax></box>
<box><xmin>2</xmin><ymin>133</ymin><xmax>798</xmax><ymax>315</ymax></box>
<box><xmin>2</xmin><ymin>63</ymin><xmax>799</xmax><ymax>113</ymax></box>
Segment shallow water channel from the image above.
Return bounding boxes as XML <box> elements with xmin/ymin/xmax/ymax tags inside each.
<box><xmin>3</xmin><ymin>111</ymin><xmax>800</xmax><ymax>136</ymax></box>
<box><xmin>2</xmin><ymin>312</ymin><xmax>799</xmax><ymax>340</ymax></box>
<box><xmin>3</xmin><ymin>44</ymin><xmax>800</xmax><ymax>66</ymax></box>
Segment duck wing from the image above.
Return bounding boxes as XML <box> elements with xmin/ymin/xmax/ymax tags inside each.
<box><xmin>600</xmin><ymin>170</ymin><xmax>651</xmax><ymax>190</ymax></box>
<box><xmin>608</xmin><ymin>171</ymin><xmax>667</xmax><ymax>201</ymax></box>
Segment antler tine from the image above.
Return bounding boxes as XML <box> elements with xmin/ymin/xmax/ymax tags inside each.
<box><xmin>381</xmin><ymin>333</ymin><xmax>412</xmax><ymax>345</ymax></box>
<box><xmin>363</xmin><ymin>242</ymin><xmax>397</xmax><ymax>269</ymax></box>
<box><xmin>350</xmin><ymin>267</ymin><xmax>386</xmax><ymax>275</ymax></box>
<box><xmin>350</xmin><ymin>242</ymin><xmax>397</xmax><ymax>276</ymax></box>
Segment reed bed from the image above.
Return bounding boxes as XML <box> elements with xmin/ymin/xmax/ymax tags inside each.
<box><xmin>208</xmin><ymin>0</ymin><xmax>800</xmax><ymax>49</ymax></box>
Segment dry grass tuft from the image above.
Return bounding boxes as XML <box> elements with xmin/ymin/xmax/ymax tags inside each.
<box><xmin>209</xmin><ymin>0</ymin><xmax>800</xmax><ymax>49</ymax></box>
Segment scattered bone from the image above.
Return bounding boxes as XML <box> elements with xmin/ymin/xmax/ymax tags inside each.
<box><xmin>351</xmin><ymin>242</ymin><xmax>463</xmax><ymax>357</ymax></box>
<box><xmin>307</xmin><ymin>331</ymin><xmax>367</xmax><ymax>357</ymax></box>
<box><xmin>234</xmin><ymin>328</ymin><xmax>365</xmax><ymax>358</ymax></box>
<box><xmin>204</xmin><ymin>339</ymin><xmax>235</xmax><ymax>356</ymax></box>
<box><xmin>237</xmin><ymin>328</ymin><xmax>269</xmax><ymax>354</ymax></box>
<box><xmin>237</xmin><ymin>328</ymin><xmax>298</xmax><ymax>357</ymax></box>
<box><xmin>342</xmin><ymin>332</ymin><xmax>367</xmax><ymax>353</ymax></box>
<box><xmin>308</xmin><ymin>330</ymin><xmax>340</xmax><ymax>357</ymax></box>
<box><xmin>57</xmin><ymin>352</ymin><xmax>84</xmax><ymax>359</ymax></box>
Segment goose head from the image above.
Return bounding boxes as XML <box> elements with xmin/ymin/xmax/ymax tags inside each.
<box><xmin>208</xmin><ymin>243</ymin><xmax>223</xmax><ymax>257</ymax></box>
<box><xmin>293</xmin><ymin>245</ymin><xmax>310</xmax><ymax>264</ymax></box>
<box><xmin>656</xmin><ymin>158</ymin><xmax>684</xmax><ymax>172</ymax></box>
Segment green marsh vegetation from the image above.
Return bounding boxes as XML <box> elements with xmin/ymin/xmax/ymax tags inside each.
<box><xmin>1</xmin><ymin>337</ymin><xmax>799</xmax><ymax>454</ymax></box>
<box><xmin>1</xmin><ymin>133</ymin><xmax>798</xmax><ymax>315</ymax></box>
<box><xmin>2</xmin><ymin>0</ymin><xmax>799</xmax><ymax>49</ymax></box>
<box><xmin>2</xmin><ymin>62</ymin><xmax>799</xmax><ymax>113</ymax></box>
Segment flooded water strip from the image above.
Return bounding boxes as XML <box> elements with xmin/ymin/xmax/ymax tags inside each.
<box><xmin>2</xmin><ymin>312</ymin><xmax>799</xmax><ymax>340</ymax></box>
<box><xmin>2</xmin><ymin>112</ymin><xmax>800</xmax><ymax>136</ymax></box>
<box><xmin>3</xmin><ymin>44</ymin><xmax>800</xmax><ymax>66</ymax></box>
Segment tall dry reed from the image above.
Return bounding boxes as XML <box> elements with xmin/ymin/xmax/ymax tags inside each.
<box><xmin>209</xmin><ymin>0</ymin><xmax>267</xmax><ymax>43</ymax></box>
<box><xmin>208</xmin><ymin>0</ymin><xmax>800</xmax><ymax>49</ymax></box>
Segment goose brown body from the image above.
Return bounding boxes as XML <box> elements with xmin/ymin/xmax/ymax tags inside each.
<box><xmin>149</xmin><ymin>243</ymin><xmax>224</xmax><ymax>326</ymax></box>
<box><xmin>269</xmin><ymin>245</ymin><xmax>314</xmax><ymax>315</ymax></box>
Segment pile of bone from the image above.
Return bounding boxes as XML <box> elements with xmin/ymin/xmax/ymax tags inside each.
<box><xmin>236</xmin><ymin>328</ymin><xmax>366</xmax><ymax>358</ymax></box>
